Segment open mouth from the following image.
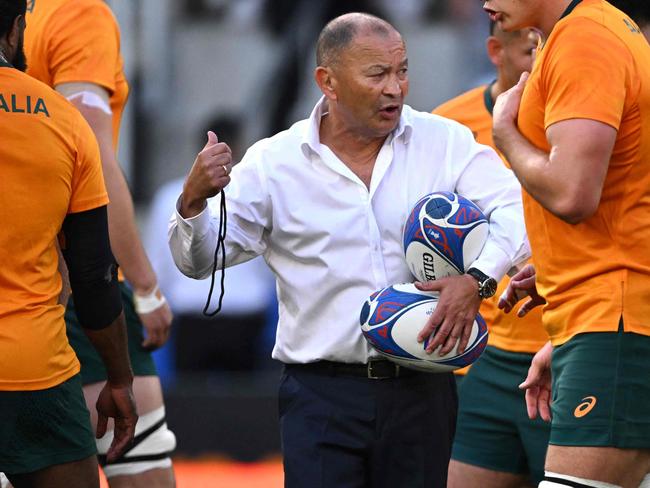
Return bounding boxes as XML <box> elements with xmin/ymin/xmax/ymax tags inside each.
<box><xmin>379</xmin><ymin>105</ymin><xmax>400</xmax><ymax>117</ymax></box>
<box><xmin>483</xmin><ymin>8</ymin><xmax>502</xmax><ymax>22</ymax></box>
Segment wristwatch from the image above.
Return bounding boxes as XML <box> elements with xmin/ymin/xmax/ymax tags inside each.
<box><xmin>467</xmin><ymin>267</ymin><xmax>498</xmax><ymax>299</ymax></box>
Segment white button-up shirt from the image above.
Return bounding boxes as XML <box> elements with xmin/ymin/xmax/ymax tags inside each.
<box><xmin>169</xmin><ymin>98</ymin><xmax>529</xmax><ymax>364</ymax></box>
<box><xmin>145</xmin><ymin>178</ymin><xmax>276</xmax><ymax>316</ymax></box>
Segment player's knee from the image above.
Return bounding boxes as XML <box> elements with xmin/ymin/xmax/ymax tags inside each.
<box><xmin>97</xmin><ymin>406</ymin><xmax>176</xmax><ymax>479</ymax></box>
<box><xmin>539</xmin><ymin>472</ymin><xmax>621</xmax><ymax>488</ymax></box>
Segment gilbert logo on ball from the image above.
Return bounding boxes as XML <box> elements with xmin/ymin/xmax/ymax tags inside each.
<box><xmin>360</xmin><ymin>283</ymin><xmax>488</xmax><ymax>373</ymax></box>
<box><xmin>403</xmin><ymin>191</ymin><xmax>488</xmax><ymax>281</ymax></box>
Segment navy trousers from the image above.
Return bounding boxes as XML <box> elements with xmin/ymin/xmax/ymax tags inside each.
<box><xmin>279</xmin><ymin>366</ymin><xmax>457</xmax><ymax>488</ymax></box>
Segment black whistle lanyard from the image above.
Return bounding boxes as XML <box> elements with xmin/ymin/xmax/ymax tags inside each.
<box><xmin>202</xmin><ymin>190</ymin><xmax>227</xmax><ymax>316</ymax></box>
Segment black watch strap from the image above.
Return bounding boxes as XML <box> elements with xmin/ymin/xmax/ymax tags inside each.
<box><xmin>467</xmin><ymin>267</ymin><xmax>498</xmax><ymax>299</ymax></box>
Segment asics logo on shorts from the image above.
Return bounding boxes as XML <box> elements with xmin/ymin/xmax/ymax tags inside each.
<box><xmin>574</xmin><ymin>396</ymin><xmax>597</xmax><ymax>418</ymax></box>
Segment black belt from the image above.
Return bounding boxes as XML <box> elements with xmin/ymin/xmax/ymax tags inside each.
<box><xmin>285</xmin><ymin>359</ymin><xmax>418</xmax><ymax>380</ymax></box>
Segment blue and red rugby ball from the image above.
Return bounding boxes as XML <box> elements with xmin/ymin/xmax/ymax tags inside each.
<box><xmin>360</xmin><ymin>283</ymin><xmax>488</xmax><ymax>373</ymax></box>
<box><xmin>359</xmin><ymin>192</ymin><xmax>490</xmax><ymax>372</ymax></box>
<box><xmin>403</xmin><ymin>191</ymin><xmax>488</xmax><ymax>281</ymax></box>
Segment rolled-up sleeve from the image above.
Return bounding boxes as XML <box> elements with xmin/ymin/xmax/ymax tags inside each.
<box><xmin>168</xmin><ymin>143</ymin><xmax>271</xmax><ymax>280</ymax></box>
<box><xmin>451</xmin><ymin>125</ymin><xmax>530</xmax><ymax>280</ymax></box>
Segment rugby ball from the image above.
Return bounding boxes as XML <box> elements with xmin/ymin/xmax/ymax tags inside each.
<box><xmin>360</xmin><ymin>283</ymin><xmax>488</xmax><ymax>373</ymax></box>
<box><xmin>403</xmin><ymin>191</ymin><xmax>488</xmax><ymax>282</ymax></box>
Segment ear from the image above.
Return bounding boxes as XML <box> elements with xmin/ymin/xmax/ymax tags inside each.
<box><xmin>314</xmin><ymin>66</ymin><xmax>337</xmax><ymax>101</ymax></box>
<box><xmin>486</xmin><ymin>36</ymin><xmax>502</xmax><ymax>68</ymax></box>
<box><xmin>8</xmin><ymin>15</ymin><xmax>24</xmax><ymax>50</ymax></box>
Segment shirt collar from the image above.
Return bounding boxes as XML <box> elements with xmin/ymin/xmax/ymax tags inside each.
<box><xmin>300</xmin><ymin>96</ymin><xmax>414</xmax><ymax>159</ymax></box>
<box><xmin>560</xmin><ymin>0</ymin><xmax>582</xmax><ymax>19</ymax></box>
<box><xmin>483</xmin><ymin>81</ymin><xmax>496</xmax><ymax>116</ymax></box>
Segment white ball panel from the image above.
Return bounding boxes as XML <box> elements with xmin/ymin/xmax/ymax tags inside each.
<box><xmin>390</xmin><ymin>301</ymin><xmax>480</xmax><ymax>361</ymax></box>
<box><xmin>405</xmin><ymin>241</ymin><xmax>461</xmax><ymax>282</ymax></box>
<box><xmin>461</xmin><ymin>222</ymin><xmax>489</xmax><ymax>270</ymax></box>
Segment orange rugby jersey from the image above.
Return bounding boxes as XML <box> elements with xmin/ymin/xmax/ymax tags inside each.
<box><xmin>518</xmin><ymin>0</ymin><xmax>650</xmax><ymax>345</ymax></box>
<box><xmin>0</xmin><ymin>63</ymin><xmax>108</xmax><ymax>390</ymax></box>
<box><xmin>24</xmin><ymin>0</ymin><xmax>129</xmax><ymax>149</ymax></box>
<box><xmin>25</xmin><ymin>0</ymin><xmax>129</xmax><ymax>281</ymax></box>
<box><xmin>434</xmin><ymin>86</ymin><xmax>547</xmax><ymax>355</ymax></box>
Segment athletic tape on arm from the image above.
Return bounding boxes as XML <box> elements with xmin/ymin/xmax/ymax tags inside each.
<box><xmin>66</xmin><ymin>91</ymin><xmax>112</xmax><ymax>115</ymax></box>
<box><xmin>133</xmin><ymin>285</ymin><xmax>167</xmax><ymax>315</ymax></box>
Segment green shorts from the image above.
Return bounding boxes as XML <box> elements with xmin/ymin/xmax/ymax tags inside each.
<box><xmin>550</xmin><ymin>326</ymin><xmax>650</xmax><ymax>448</ymax></box>
<box><xmin>452</xmin><ymin>346</ymin><xmax>550</xmax><ymax>485</ymax></box>
<box><xmin>65</xmin><ymin>282</ymin><xmax>158</xmax><ymax>385</ymax></box>
<box><xmin>0</xmin><ymin>374</ymin><xmax>96</xmax><ymax>475</ymax></box>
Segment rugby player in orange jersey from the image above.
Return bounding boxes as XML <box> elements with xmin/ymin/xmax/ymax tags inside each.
<box><xmin>488</xmin><ymin>0</ymin><xmax>650</xmax><ymax>487</ymax></box>
<box><xmin>23</xmin><ymin>1</ymin><xmax>176</xmax><ymax>486</ymax></box>
<box><xmin>0</xmin><ymin>1</ymin><xmax>136</xmax><ymax>487</ymax></box>
<box><xmin>434</xmin><ymin>22</ymin><xmax>549</xmax><ymax>488</ymax></box>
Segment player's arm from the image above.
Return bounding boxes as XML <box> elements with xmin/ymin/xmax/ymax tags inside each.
<box><xmin>493</xmin><ymin>74</ymin><xmax>615</xmax><ymax>224</ymax></box>
<box><xmin>57</xmin><ymin>81</ymin><xmax>172</xmax><ymax>350</ymax></box>
<box><xmin>60</xmin><ymin>205</ymin><xmax>137</xmax><ymax>462</ymax></box>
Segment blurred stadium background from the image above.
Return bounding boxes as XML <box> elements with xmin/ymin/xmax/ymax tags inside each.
<box><xmin>102</xmin><ymin>0</ymin><xmax>496</xmax><ymax>485</ymax></box>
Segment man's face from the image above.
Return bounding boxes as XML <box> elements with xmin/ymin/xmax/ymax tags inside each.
<box><xmin>499</xmin><ymin>28</ymin><xmax>538</xmax><ymax>87</ymax></box>
<box><xmin>483</xmin><ymin>0</ymin><xmax>541</xmax><ymax>32</ymax></box>
<box><xmin>330</xmin><ymin>30</ymin><xmax>409</xmax><ymax>139</ymax></box>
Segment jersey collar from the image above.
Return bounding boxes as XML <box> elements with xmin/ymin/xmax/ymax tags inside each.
<box><xmin>560</xmin><ymin>0</ymin><xmax>582</xmax><ymax>19</ymax></box>
<box><xmin>483</xmin><ymin>81</ymin><xmax>496</xmax><ymax>116</ymax></box>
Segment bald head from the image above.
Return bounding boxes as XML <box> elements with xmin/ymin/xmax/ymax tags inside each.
<box><xmin>316</xmin><ymin>13</ymin><xmax>399</xmax><ymax>67</ymax></box>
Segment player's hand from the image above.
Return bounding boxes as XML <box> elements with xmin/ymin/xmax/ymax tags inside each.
<box><xmin>132</xmin><ymin>285</ymin><xmax>173</xmax><ymax>351</ymax></box>
<box><xmin>95</xmin><ymin>382</ymin><xmax>138</xmax><ymax>463</ymax></box>
<box><xmin>519</xmin><ymin>341</ymin><xmax>553</xmax><ymax>422</ymax></box>
<box><xmin>138</xmin><ymin>301</ymin><xmax>173</xmax><ymax>351</ymax></box>
<box><xmin>498</xmin><ymin>263</ymin><xmax>545</xmax><ymax>317</ymax></box>
<box><xmin>180</xmin><ymin>131</ymin><xmax>233</xmax><ymax>218</ymax></box>
<box><xmin>415</xmin><ymin>275</ymin><xmax>481</xmax><ymax>356</ymax></box>
<box><xmin>493</xmin><ymin>71</ymin><xmax>529</xmax><ymax>150</ymax></box>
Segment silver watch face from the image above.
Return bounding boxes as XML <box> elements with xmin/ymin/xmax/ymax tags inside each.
<box><xmin>480</xmin><ymin>278</ymin><xmax>498</xmax><ymax>299</ymax></box>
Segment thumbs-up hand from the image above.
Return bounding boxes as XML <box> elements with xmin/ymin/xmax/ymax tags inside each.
<box><xmin>180</xmin><ymin>131</ymin><xmax>233</xmax><ymax>218</ymax></box>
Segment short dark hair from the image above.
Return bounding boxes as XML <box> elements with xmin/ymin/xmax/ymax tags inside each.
<box><xmin>609</xmin><ymin>0</ymin><xmax>650</xmax><ymax>25</ymax></box>
<box><xmin>316</xmin><ymin>12</ymin><xmax>396</xmax><ymax>67</ymax></box>
<box><xmin>0</xmin><ymin>0</ymin><xmax>26</xmax><ymax>38</ymax></box>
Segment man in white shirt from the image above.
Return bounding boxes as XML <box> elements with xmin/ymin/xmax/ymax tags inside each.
<box><xmin>169</xmin><ymin>12</ymin><xmax>528</xmax><ymax>488</ymax></box>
